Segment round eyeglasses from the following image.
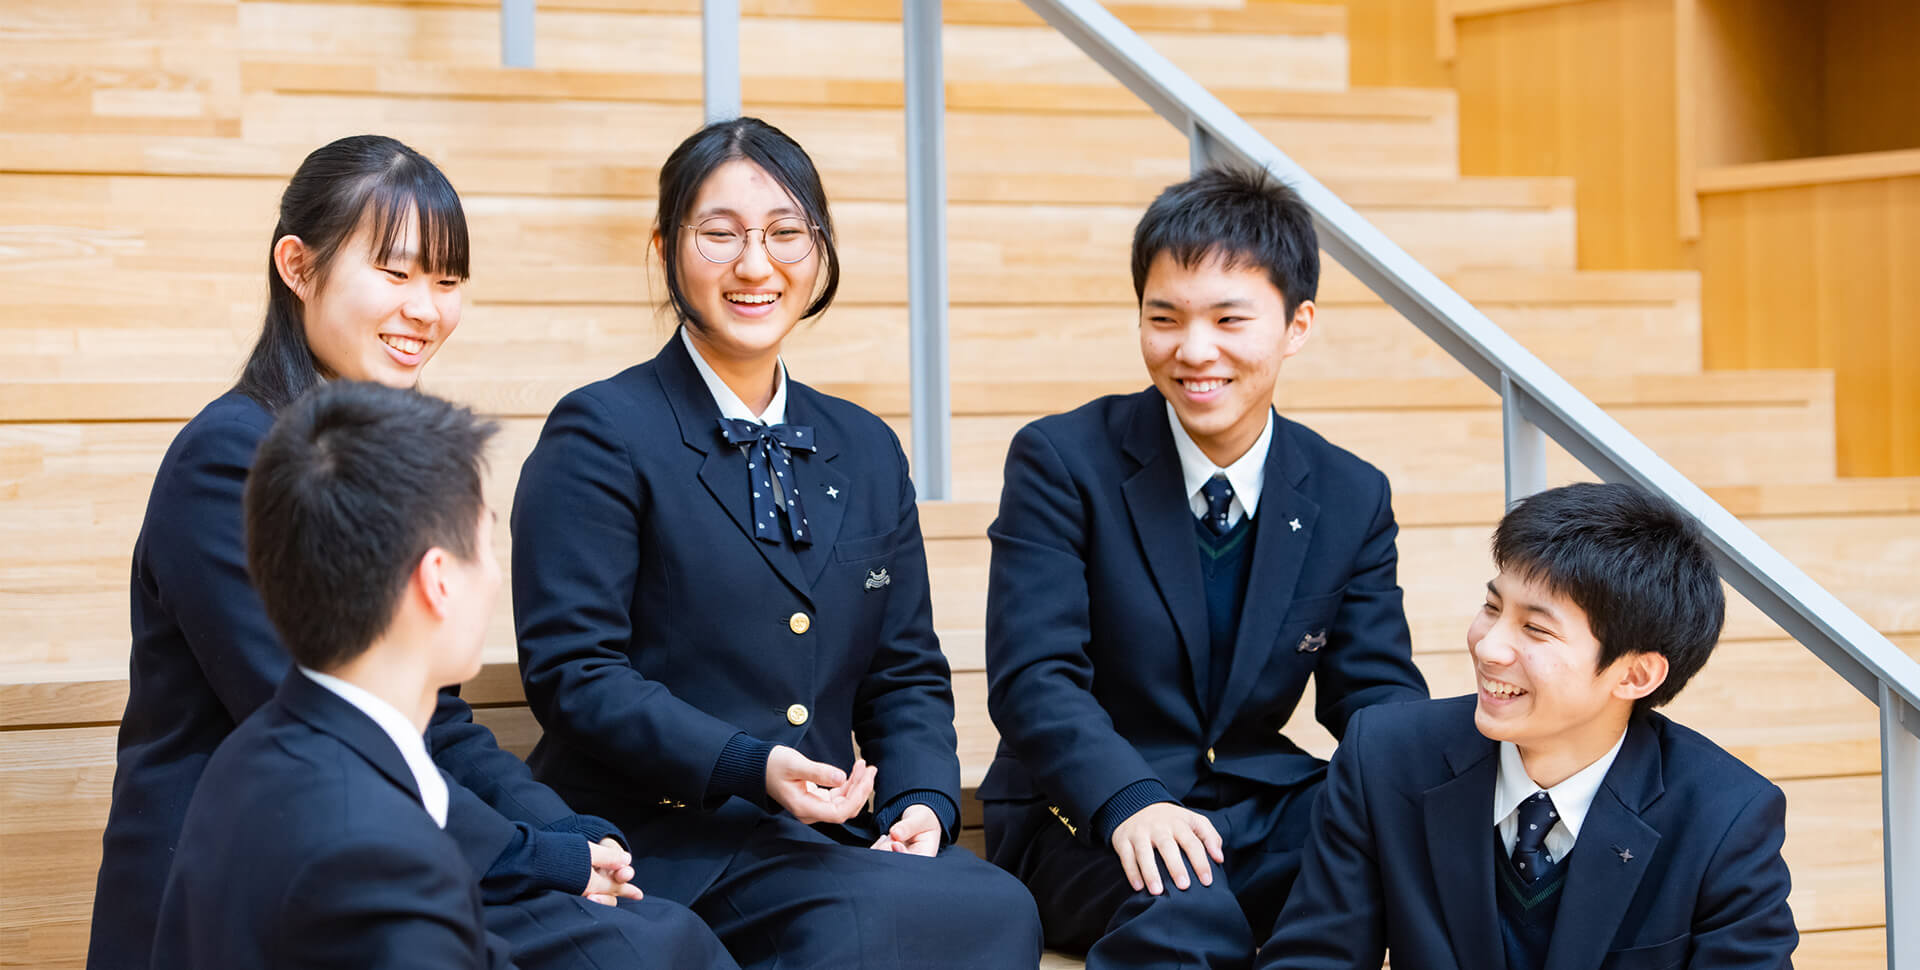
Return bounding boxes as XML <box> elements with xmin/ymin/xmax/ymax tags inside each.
<box><xmin>683</xmin><ymin>216</ymin><xmax>819</xmax><ymax>264</ymax></box>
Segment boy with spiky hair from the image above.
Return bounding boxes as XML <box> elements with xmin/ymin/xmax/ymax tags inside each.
<box><xmin>1262</xmin><ymin>482</ymin><xmax>1797</xmax><ymax>969</ymax></box>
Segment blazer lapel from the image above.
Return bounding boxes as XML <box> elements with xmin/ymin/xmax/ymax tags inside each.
<box><xmin>1213</xmin><ymin>415</ymin><xmax>1319</xmax><ymax>732</ymax></box>
<box><xmin>1544</xmin><ymin>718</ymin><xmax>1663</xmax><ymax>970</ymax></box>
<box><xmin>655</xmin><ymin>331</ymin><xmax>813</xmax><ymax>605</ymax></box>
<box><xmin>276</xmin><ymin>672</ymin><xmax>423</xmax><ymax>808</ymax></box>
<box><xmin>1118</xmin><ymin>393</ymin><xmax>1211</xmax><ymax>706</ymax></box>
<box><xmin>782</xmin><ymin>386</ymin><xmax>851</xmax><ymax>590</ymax></box>
<box><xmin>1423</xmin><ymin>731</ymin><xmax>1506</xmax><ymax>970</ymax></box>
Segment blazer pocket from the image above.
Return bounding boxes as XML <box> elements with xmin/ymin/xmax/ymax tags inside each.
<box><xmin>833</xmin><ymin>532</ymin><xmax>894</xmax><ymax>563</ymax></box>
<box><xmin>1276</xmin><ymin>589</ymin><xmax>1345</xmax><ymax>650</ymax></box>
<box><xmin>1601</xmin><ymin>933</ymin><xmax>1689</xmax><ymax>970</ymax></box>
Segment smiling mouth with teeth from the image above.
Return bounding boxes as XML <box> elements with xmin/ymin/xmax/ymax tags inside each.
<box><xmin>1482</xmin><ymin>679</ymin><xmax>1528</xmax><ymax>698</ymax></box>
<box><xmin>1181</xmin><ymin>378</ymin><xmax>1230</xmax><ymax>393</ymax></box>
<box><xmin>381</xmin><ymin>334</ymin><xmax>425</xmax><ymax>355</ymax></box>
<box><xmin>725</xmin><ymin>292</ymin><xmax>778</xmax><ymax>305</ymax></box>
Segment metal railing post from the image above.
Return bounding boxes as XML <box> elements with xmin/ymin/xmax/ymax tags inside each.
<box><xmin>703</xmin><ymin>0</ymin><xmax>741</xmax><ymax>122</ymax></box>
<box><xmin>1885</xmin><ymin>684</ymin><xmax>1920</xmax><ymax>970</ymax></box>
<box><xmin>904</xmin><ymin>0</ymin><xmax>951</xmax><ymax>499</ymax></box>
<box><xmin>501</xmin><ymin>0</ymin><xmax>534</xmax><ymax>67</ymax></box>
<box><xmin>1502</xmin><ymin>374</ymin><xmax>1548</xmax><ymax>507</ymax></box>
<box><xmin>1189</xmin><ymin>120</ymin><xmax>1214</xmax><ymax>174</ymax></box>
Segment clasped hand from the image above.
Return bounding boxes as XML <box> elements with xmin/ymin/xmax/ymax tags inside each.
<box><xmin>583</xmin><ymin>837</ymin><xmax>644</xmax><ymax>906</ymax></box>
<box><xmin>1110</xmin><ymin>802</ymin><xmax>1225</xmax><ymax>896</ymax></box>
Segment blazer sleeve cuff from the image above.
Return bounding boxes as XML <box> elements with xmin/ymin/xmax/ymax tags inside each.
<box><xmin>542</xmin><ymin>813</ymin><xmax>627</xmax><ymax>851</ymax></box>
<box><xmin>1092</xmin><ymin>779</ymin><xmax>1177</xmax><ymax>846</ymax></box>
<box><xmin>478</xmin><ymin>824</ymin><xmax>592</xmax><ymax>902</ymax></box>
<box><xmin>876</xmin><ymin>789</ymin><xmax>960</xmax><ymax>844</ymax></box>
<box><xmin>706</xmin><ymin>732</ymin><xmax>776</xmax><ymax>807</ymax></box>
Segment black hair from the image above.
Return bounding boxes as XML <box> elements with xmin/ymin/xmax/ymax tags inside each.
<box><xmin>1130</xmin><ymin>166</ymin><xmax>1319</xmax><ymax>318</ymax></box>
<box><xmin>243</xmin><ymin>381</ymin><xmax>498</xmax><ymax>672</ymax></box>
<box><xmin>235</xmin><ymin>135</ymin><xmax>470</xmax><ymax>413</ymax></box>
<box><xmin>654</xmin><ymin>116</ymin><xmax>839</xmax><ymax>332</ymax></box>
<box><xmin>1493</xmin><ymin>482</ymin><xmax>1725</xmax><ymax>712</ymax></box>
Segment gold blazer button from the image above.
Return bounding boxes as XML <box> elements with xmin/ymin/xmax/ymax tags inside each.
<box><xmin>789</xmin><ymin>612</ymin><xmax>811</xmax><ymax>635</ymax></box>
<box><xmin>1206</xmin><ymin>747</ymin><xmax>1216</xmax><ymax>764</ymax></box>
<box><xmin>787</xmin><ymin>703</ymin><xmax>810</xmax><ymax>726</ymax></box>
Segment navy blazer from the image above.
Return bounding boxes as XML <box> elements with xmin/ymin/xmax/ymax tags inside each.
<box><xmin>93</xmin><ymin>392</ymin><xmax>616</xmax><ymax>970</ymax></box>
<box><xmin>152</xmin><ymin>672</ymin><xmax>514</xmax><ymax>969</ymax></box>
<box><xmin>1263</xmin><ymin>696</ymin><xmax>1797</xmax><ymax>970</ymax></box>
<box><xmin>512</xmin><ymin>332</ymin><xmax>961</xmax><ymax>901</ymax></box>
<box><xmin>979</xmin><ymin>388</ymin><xmax>1427</xmax><ymax>841</ymax></box>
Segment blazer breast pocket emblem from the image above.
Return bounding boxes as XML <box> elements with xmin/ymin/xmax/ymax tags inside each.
<box><xmin>864</xmin><ymin>568</ymin><xmax>891</xmax><ymax>591</ymax></box>
<box><xmin>1296</xmin><ymin>629</ymin><xmax>1328</xmax><ymax>653</ymax></box>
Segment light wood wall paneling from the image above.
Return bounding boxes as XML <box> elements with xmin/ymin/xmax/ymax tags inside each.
<box><xmin>1699</xmin><ymin>158</ymin><xmax>1920</xmax><ymax>477</ymax></box>
<box><xmin>1344</xmin><ymin>0</ymin><xmax>1454</xmax><ymax>88</ymax></box>
<box><xmin>1451</xmin><ymin>0</ymin><xmax>1688</xmax><ymax>270</ymax></box>
<box><xmin>1821</xmin><ymin>0</ymin><xmax>1920</xmax><ymax>158</ymax></box>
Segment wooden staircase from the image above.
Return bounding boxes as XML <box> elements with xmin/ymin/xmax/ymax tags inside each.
<box><xmin>2</xmin><ymin>1</ymin><xmax>1915</xmax><ymax>966</ymax></box>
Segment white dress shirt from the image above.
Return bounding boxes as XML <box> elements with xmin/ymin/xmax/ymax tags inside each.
<box><xmin>1166</xmin><ymin>402</ymin><xmax>1275</xmax><ymax>529</ymax></box>
<box><xmin>682</xmin><ymin>326</ymin><xmax>789</xmax><ymax>425</ymax></box>
<box><xmin>299</xmin><ymin>667</ymin><xmax>449</xmax><ymax>829</ymax></box>
<box><xmin>1492</xmin><ymin>730</ymin><xmax>1628</xmax><ymax>864</ymax></box>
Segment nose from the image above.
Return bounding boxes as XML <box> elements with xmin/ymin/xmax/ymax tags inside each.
<box><xmin>1472</xmin><ymin>620</ymin><xmax>1518</xmax><ymax>667</ymax></box>
<box><xmin>400</xmin><ymin>278</ymin><xmax>439</xmax><ymax>325</ymax></box>
<box><xmin>1174</xmin><ymin>322</ymin><xmax>1218</xmax><ymax>366</ymax></box>
<box><xmin>732</xmin><ymin>229</ymin><xmax>774</xmax><ymax>280</ymax></box>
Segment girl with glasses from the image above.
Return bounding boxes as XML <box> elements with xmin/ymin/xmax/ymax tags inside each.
<box><xmin>509</xmin><ymin>116</ymin><xmax>1044</xmax><ymax>968</ymax></box>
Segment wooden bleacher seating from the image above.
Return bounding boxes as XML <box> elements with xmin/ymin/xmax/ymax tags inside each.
<box><xmin>2</xmin><ymin>1</ymin><xmax>1915</xmax><ymax>967</ymax></box>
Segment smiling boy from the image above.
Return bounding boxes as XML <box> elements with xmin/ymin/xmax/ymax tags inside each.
<box><xmin>980</xmin><ymin>167</ymin><xmax>1429</xmax><ymax>969</ymax></box>
<box><xmin>1260</xmin><ymin>482</ymin><xmax>1798</xmax><ymax>970</ymax></box>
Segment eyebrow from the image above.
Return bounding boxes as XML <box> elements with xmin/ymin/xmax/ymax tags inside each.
<box><xmin>695</xmin><ymin>205</ymin><xmax>802</xmax><ymax>221</ymax></box>
<box><xmin>1486</xmin><ymin>581</ymin><xmax>1563</xmax><ymax>623</ymax></box>
<box><xmin>1142</xmin><ymin>297</ymin><xmax>1255</xmax><ymax>311</ymax></box>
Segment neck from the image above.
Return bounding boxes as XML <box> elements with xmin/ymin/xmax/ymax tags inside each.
<box><xmin>1516</xmin><ymin>711</ymin><xmax>1631</xmax><ymax>790</ymax></box>
<box><xmin>1192</xmin><ymin>408</ymin><xmax>1269</xmax><ymax>469</ymax></box>
<box><xmin>687</xmin><ymin>330</ymin><xmax>780</xmax><ymax>417</ymax></box>
<box><xmin>325</xmin><ymin>640</ymin><xmax>439</xmax><ymax>734</ymax></box>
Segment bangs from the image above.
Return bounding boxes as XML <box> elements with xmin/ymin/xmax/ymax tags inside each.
<box><xmin>358</xmin><ymin>159</ymin><xmax>471</xmax><ymax>280</ymax></box>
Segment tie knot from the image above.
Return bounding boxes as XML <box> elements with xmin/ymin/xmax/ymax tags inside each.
<box><xmin>718</xmin><ymin>418</ymin><xmax>816</xmax><ymax>452</ymax></box>
<box><xmin>1515</xmin><ymin>791</ymin><xmax>1558</xmax><ymax>849</ymax></box>
<box><xmin>1200</xmin><ymin>476</ymin><xmax>1235</xmax><ymax>537</ymax></box>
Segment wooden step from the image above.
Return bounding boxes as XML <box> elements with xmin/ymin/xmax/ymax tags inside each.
<box><xmin>235</xmin><ymin>1</ymin><xmax>1347</xmax><ymax>93</ymax></box>
<box><xmin>0</xmin><ymin>284</ymin><xmax>1699</xmax><ymax>395</ymax></box>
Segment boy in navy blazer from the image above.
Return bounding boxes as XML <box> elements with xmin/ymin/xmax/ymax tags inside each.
<box><xmin>1261</xmin><ymin>482</ymin><xmax>1797</xmax><ymax>970</ymax></box>
<box><xmin>981</xmin><ymin>167</ymin><xmax>1429</xmax><ymax>969</ymax></box>
<box><xmin>153</xmin><ymin>383</ymin><xmax>517</xmax><ymax>968</ymax></box>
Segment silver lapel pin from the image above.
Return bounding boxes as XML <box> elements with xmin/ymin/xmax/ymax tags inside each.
<box><xmin>1296</xmin><ymin>629</ymin><xmax>1327</xmax><ymax>653</ymax></box>
<box><xmin>864</xmin><ymin>568</ymin><xmax>891</xmax><ymax>591</ymax></box>
<box><xmin>1614</xmin><ymin>845</ymin><xmax>1634</xmax><ymax>863</ymax></box>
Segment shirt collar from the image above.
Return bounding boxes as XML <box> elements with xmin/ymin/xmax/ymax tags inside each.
<box><xmin>681</xmin><ymin>326</ymin><xmax>788</xmax><ymax>426</ymax></box>
<box><xmin>1165</xmin><ymin>401</ymin><xmax>1274</xmax><ymax>519</ymax></box>
<box><xmin>298</xmin><ymin>667</ymin><xmax>449</xmax><ymax>829</ymax></box>
<box><xmin>1492</xmin><ymin>729</ymin><xmax>1628</xmax><ymax>843</ymax></box>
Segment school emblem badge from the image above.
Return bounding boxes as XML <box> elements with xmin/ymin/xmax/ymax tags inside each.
<box><xmin>864</xmin><ymin>568</ymin><xmax>891</xmax><ymax>591</ymax></box>
<box><xmin>1296</xmin><ymin>629</ymin><xmax>1328</xmax><ymax>653</ymax></box>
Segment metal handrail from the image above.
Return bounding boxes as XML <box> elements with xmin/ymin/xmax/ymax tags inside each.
<box><xmin>1010</xmin><ymin>0</ymin><xmax>1917</xmax><ymax>962</ymax></box>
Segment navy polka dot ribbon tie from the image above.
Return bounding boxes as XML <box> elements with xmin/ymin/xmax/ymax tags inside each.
<box><xmin>1201</xmin><ymin>475</ymin><xmax>1235</xmax><ymax>537</ymax></box>
<box><xmin>718</xmin><ymin>418</ymin><xmax>817</xmax><ymax>546</ymax></box>
<box><xmin>1511</xmin><ymin>790</ymin><xmax>1559</xmax><ymax>884</ymax></box>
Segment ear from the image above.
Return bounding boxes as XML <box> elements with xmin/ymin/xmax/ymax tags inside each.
<box><xmin>273</xmin><ymin>234</ymin><xmax>315</xmax><ymax>302</ymax></box>
<box><xmin>413</xmin><ymin>546</ymin><xmax>456</xmax><ymax>621</ymax></box>
<box><xmin>1280</xmin><ymin>299</ymin><xmax>1315</xmax><ymax>359</ymax></box>
<box><xmin>1611</xmin><ymin>651</ymin><xmax>1670</xmax><ymax>703</ymax></box>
